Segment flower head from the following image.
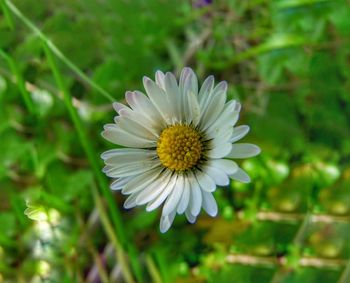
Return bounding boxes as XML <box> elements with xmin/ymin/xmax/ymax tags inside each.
<box><xmin>101</xmin><ymin>68</ymin><xmax>260</xmax><ymax>233</ymax></box>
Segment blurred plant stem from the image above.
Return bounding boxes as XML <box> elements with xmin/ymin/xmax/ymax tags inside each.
<box><xmin>92</xmin><ymin>184</ymin><xmax>135</xmax><ymax>283</ymax></box>
<box><xmin>0</xmin><ymin>0</ymin><xmax>13</xmax><ymax>29</ymax></box>
<box><xmin>270</xmin><ymin>211</ymin><xmax>312</xmax><ymax>281</ymax></box>
<box><xmin>293</xmin><ymin>213</ymin><xmax>311</xmax><ymax>246</ymax></box>
<box><xmin>0</xmin><ymin>49</ymin><xmax>36</xmax><ymax>117</ymax></box>
<box><xmin>42</xmin><ymin>42</ymin><xmax>143</xmax><ymax>282</ymax></box>
<box><xmin>76</xmin><ymin>211</ymin><xmax>110</xmax><ymax>283</ymax></box>
<box><xmin>153</xmin><ymin>250</ymin><xmax>171</xmax><ymax>283</ymax></box>
<box><xmin>166</xmin><ymin>40</ymin><xmax>183</xmax><ymax>75</ymax></box>
<box><xmin>339</xmin><ymin>256</ymin><xmax>350</xmax><ymax>283</ymax></box>
<box><xmin>2</xmin><ymin>0</ymin><xmax>115</xmax><ymax>103</ymax></box>
<box><xmin>145</xmin><ymin>254</ymin><xmax>163</xmax><ymax>283</ymax></box>
<box><xmin>226</xmin><ymin>253</ymin><xmax>346</xmax><ymax>269</ymax></box>
<box><xmin>240</xmin><ymin>210</ymin><xmax>350</xmax><ymax>224</ymax></box>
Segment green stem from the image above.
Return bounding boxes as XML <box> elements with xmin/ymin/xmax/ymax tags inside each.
<box><xmin>76</xmin><ymin>212</ymin><xmax>110</xmax><ymax>283</ymax></box>
<box><xmin>166</xmin><ymin>40</ymin><xmax>183</xmax><ymax>74</ymax></box>
<box><xmin>145</xmin><ymin>254</ymin><xmax>162</xmax><ymax>283</ymax></box>
<box><xmin>4</xmin><ymin>0</ymin><xmax>114</xmax><ymax>103</ymax></box>
<box><xmin>0</xmin><ymin>0</ymin><xmax>14</xmax><ymax>29</ymax></box>
<box><xmin>339</xmin><ymin>256</ymin><xmax>350</xmax><ymax>283</ymax></box>
<box><xmin>42</xmin><ymin>42</ymin><xmax>143</xmax><ymax>282</ymax></box>
<box><xmin>0</xmin><ymin>49</ymin><xmax>36</xmax><ymax>116</ymax></box>
<box><xmin>153</xmin><ymin>250</ymin><xmax>169</xmax><ymax>283</ymax></box>
<box><xmin>92</xmin><ymin>184</ymin><xmax>135</xmax><ymax>283</ymax></box>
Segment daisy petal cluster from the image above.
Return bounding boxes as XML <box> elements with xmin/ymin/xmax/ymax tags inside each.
<box><xmin>101</xmin><ymin>68</ymin><xmax>260</xmax><ymax>233</ymax></box>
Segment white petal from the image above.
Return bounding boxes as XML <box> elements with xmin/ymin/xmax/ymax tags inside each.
<box><xmin>209</xmin><ymin>159</ymin><xmax>238</xmax><ymax>175</ymax></box>
<box><xmin>182</xmin><ymin>69</ymin><xmax>198</xmax><ymax>124</ymax></box>
<box><xmin>164</xmin><ymin>72</ymin><xmax>181</xmax><ymax>123</ymax></box>
<box><xmin>103</xmin><ymin>160</ymin><xmax>160</xmax><ymax>178</ymax></box>
<box><xmin>198</xmin><ymin>75</ymin><xmax>214</xmax><ymax>106</ymax></box>
<box><xmin>162</xmin><ymin>175</ymin><xmax>184</xmax><ymax>216</ymax></box>
<box><xmin>228</xmin><ymin>102</ymin><xmax>242</xmax><ymax>127</ymax></box>
<box><xmin>202</xmin><ymin>191</ymin><xmax>218</xmax><ymax>217</ymax></box>
<box><xmin>117</xmin><ymin>116</ymin><xmax>158</xmax><ymax>140</ymax></box>
<box><xmin>231</xmin><ymin>112</ymin><xmax>240</xmax><ymax>127</ymax></box>
<box><xmin>230</xmin><ymin>167</ymin><xmax>251</xmax><ymax>183</ymax></box>
<box><xmin>194</xmin><ymin>170</ymin><xmax>216</xmax><ymax>192</ymax></box>
<box><xmin>110</xmin><ymin>177</ymin><xmax>133</xmax><ymax>191</ymax></box>
<box><xmin>230</xmin><ymin>125</ymin><xmax>250</xmax><ymax>143</ymax></box>
<box><xmin>160</xmin><ymin>211</ymin><xmax>176</xmax><ymax>233</ymax></box>
<box><xmin>206</xmin><ymin>100</ymin><xmax>237</xmax><ymax>135</ymax></box>
<box><xmin>155</xmin><ymin>70</ymin><xmax>165</xmax><ymax>90</ymax></box>
<box><xmin>187</xmin><ymin>90</ymin><xmax>201</xmax><ymax>126</ymax></box>
<box><xmin>185</xmin><ymin>209</ymin><xmax>196</xmax><ymax>224</ymax></box>
<box><xmin>146</xmin><ymin>174</ymin><xmax>178</xmax><ymax>212</ymax></box>
<box><xmin>188</xmin><ymin>173</ymin><xmax>202</xmax><ymax>216</ymax></box>
<box><xmin>101</xmin><ymin>148</ymin><xmax>154</xmax><ymax>160</ymax></box>
<box><xmin>113</xmin><ymin>102</ymin><xmax>129</xmax><ymax>113</ymax></box>
<box><xmin>103</xmin><ymin>123</ymin><xmax>116</xmax><ymax>130</ymax></box>
<box><xmin>227</xmin><ymin>143</ymin><xmax>261</xmax><ymax>159</ymax></box>
<box><xmin>124</xmin><ymin>194</ymin><xmax>138</xmax><ymax>209</ymax></box>
<box><xmin>182</xmin><ymin>69</ymin><xmax>199</xmax><ymax>123</ymax></box>
<box><xmin>176</xmin><ymin>176</ymin><xmax>190</xmax><ymax>214</ymax></box>
<box><xmin>183</xmin><ymin>68</ymin><xmax>198</xmax><ymax>97</ymax></box>
<box><xmin>122</xmin><ymin>168</ymin><xmax>162</xmax><ymax>194</ymax></box>
<box><xmin>125</xmin><ymin>91</ymin><xmax>165</xmax><ymax>129</ymax></box>
<box><xmin>143</xmin><ymin>77</ymin><xmax>173</xmax><ymax>124</ymax></box>
<box><xmin>205</xmin><ymin>143</ymin><xmax>232</xmax><ymax>159</ymax></box>
<box><xmin>118</xmin><ymin>108</ymin><xmax>160</xmax><ymax>137</ymax></box>
<box><xmin>102</xmin><ymin>165</ymin><xmax>113</xmax><ymax>173</ymax></box>
<box><xmin>199</xmin><ymin>81</ymin><xmax>228</xmax><ymax>130</ymax></box>
<box><xmin>135</xmin><ymin>170</ymin><xmax>172</xmax><ymax>205</ymax></box>
<box><xmin>209</xmin><ymin>126</ymin><xmax>234</xmax><ymax>143</ymax></box>
<box><xmin>235</xmin><ymin>102</ymin><xmax>242</xmax><ymax>112</ymax></box>
<box><xmin>179</xmin><ymin>68</ymin><xmax>191</xmax><ymax>96</ymax></box>
<box><xmin>202</xmin><ymin>165</ymin><xmax>230</xmax><ymax>186</ymax></box>
<box><xmin>103</xmin><ymin>150</ymin><xmax>156</xmax><ymax>166</ymax></box>
<box><xmin>178</xmin><ymin>68</ymin><xmax>191</xmax><ymax>124</ymax></box>
<box><xmin>102</xmin><ymin>126</ymin><xmax>156</xmax><ymax>148</ymax></box>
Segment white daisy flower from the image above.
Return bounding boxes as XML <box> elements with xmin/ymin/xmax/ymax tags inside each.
<box><xmin>101</xmin><ymin>67</ymin><xmax>261</xmax><ymax>233</ymax></box>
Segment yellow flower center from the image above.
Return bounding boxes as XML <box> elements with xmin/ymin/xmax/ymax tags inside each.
<box><xmin>157</xmin><ymin>125</ymin><xmax>202</xmax><ymax>171</ymax></box>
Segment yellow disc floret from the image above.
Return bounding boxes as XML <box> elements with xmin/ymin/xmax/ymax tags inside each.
<box><xmin>157</xmin><ymin>125</ymin><xmax>202</xmax><ymax>171</ymax></box>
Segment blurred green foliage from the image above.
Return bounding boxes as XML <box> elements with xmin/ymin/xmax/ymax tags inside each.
<box><xmin>1</xmin><ymin>0</ymin><xmax>350</xmax><ymax>282</ymax></box>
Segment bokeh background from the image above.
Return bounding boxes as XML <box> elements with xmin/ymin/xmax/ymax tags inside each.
<box><xmin>1</xmin><ymin>0</ymin><xmax>350</xmax><ymax>282</ymax></box>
